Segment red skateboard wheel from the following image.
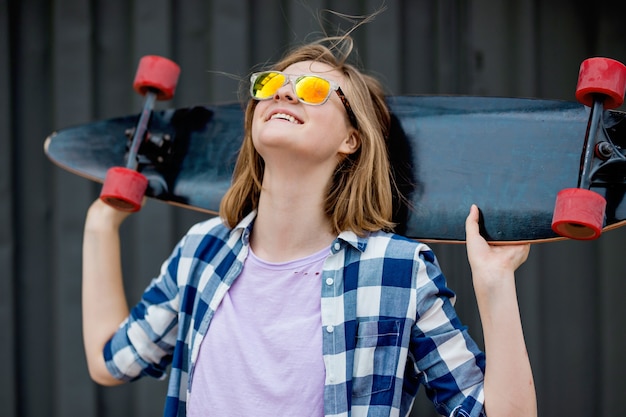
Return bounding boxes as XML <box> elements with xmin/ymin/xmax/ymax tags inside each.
<box><xmin>133</xmin><ymin>55</ymin><xmax>181</xmax><ymax>100</ymax></box>
<box><xmin>552</xmin><ymin>188</ymin><xmax>606</xmax><ymax>240</ymax></box>
<box><xmin>100</xmin><ymin>167</ymin><xmax>149</xmax><ymax>212</ymax></box>
<box><xmin>576</xmin><ymin>57</ymin><xmax>626</xmax><ymax>109</ymax></box>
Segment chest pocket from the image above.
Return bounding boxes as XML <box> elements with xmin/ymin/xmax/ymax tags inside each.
<box><xmin>352</xmin><ymin>319</ymin><xmax>402</xmax><ymax>397</ymax></box>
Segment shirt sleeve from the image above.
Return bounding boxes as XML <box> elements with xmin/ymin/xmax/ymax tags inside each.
<box><xmin>103</xmin><ymin>237</ymin><xmax>185</xmax><ymax>382</ymax></box>
<box><xmin>410</xmin><ymin>247</ymin><xmax>487</xmax><ymax>417</ymax></box>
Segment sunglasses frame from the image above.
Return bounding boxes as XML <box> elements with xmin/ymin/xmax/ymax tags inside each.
<box><xmin>250</xmin><ymin>71</ymin><xmax>358</xmax><ymax>128</ymax></box>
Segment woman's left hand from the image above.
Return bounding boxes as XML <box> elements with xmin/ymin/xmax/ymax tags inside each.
<box><xmin>465</xmin><ymin>204</ymin><xmax>530</xmax><ymax>290</ymax></box>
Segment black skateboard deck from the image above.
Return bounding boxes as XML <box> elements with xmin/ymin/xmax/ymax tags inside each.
<box><xmin>44</xmin><ymin>95</ymin><xmax>626</xmax><ymax>243</ymax></box>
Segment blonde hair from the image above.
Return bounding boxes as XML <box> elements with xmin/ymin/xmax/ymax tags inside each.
<box><xmin>219</xmin><ymin>37</ymin><xmax>395</xmax><ymax>235</ymax></box>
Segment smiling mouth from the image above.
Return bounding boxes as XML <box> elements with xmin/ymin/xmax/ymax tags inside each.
<box><xmin>269</xmin><ymin>112</ymin><xmax>302</xmax><ymax>124</ymax></box>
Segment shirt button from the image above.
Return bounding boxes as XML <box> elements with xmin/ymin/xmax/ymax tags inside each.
<box><xmin>333</xmin><ymin>242</ymin><xmax>341</xmax><ymax>251</ymax></box>
<box><xmin>326</xmin><ymin>325</ymin><xmax>334</xmax><ymax>333</ymax></box>
<box><xmin>325</xmin><ymin>277</ymin><xmax>334</xmax><ymax>285</ymax></box>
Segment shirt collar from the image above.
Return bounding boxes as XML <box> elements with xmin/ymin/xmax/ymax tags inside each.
<box><xmin>232</xmin><ymin>211</ymin><xmax>257</xmax><ymax>245</ymax></box>
<box><xmin>231</xmin><ymin>210</ymin><xmax>369</xmax><ymax>253</ymax></box>
<box><xmin>335</xmin><ymin>230</ymin><xmax>368</xmax><ymax>253</ymax></box>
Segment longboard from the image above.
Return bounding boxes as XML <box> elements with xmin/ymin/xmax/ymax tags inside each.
<box><xmin>44</xmin><ymin>95</ymin><xmax>626</xmax><ymax>243</ymax></box>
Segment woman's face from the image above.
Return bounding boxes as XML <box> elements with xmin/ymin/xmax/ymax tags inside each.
<box><xmin>250</xmin><ymin>60</ymin><xmax>358</xmax><ymax>172</ymax></box>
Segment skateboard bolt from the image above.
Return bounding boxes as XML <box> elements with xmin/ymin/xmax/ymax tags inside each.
<box><xmin>595</xmin><ymin>141</ymin><xmax>613</xmax><ymax>160</ymax></box>
<box><xmin>148</xmin><ymin>133</ymin><xmax>166</xmax><ymax>148</ymax></box>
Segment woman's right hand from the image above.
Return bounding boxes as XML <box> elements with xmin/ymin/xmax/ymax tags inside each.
<box><xmin>85</xmin><ymin>198</ymin><xmax>138</xmax><ymax>232</ymax></box>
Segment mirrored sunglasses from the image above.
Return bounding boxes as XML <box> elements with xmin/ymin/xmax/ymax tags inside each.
<box><xmin>250</xmin><ymin>71</ymin><xmax>357</xmax><ymax>127</ymax></box>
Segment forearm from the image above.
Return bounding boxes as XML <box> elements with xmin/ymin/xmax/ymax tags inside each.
<box><xmin>81</xmin><ymin>202</ymin><xmax>131</xmax><ymax>385</ymax></box>
<box><xmin>475</xmin><ymin>272</ymin><xmax>536</xmax><ymax>416</ymax></box>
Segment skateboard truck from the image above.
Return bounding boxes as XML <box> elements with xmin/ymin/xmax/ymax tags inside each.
<box><xmin>100</xmin><ymin>55</ymin><xmax>180</xmax><ymax>212</ymax></box>
<box><xmin>124</xmin><ymin>128</ymin><xmax>173</xmax><ymax>165</ymax></box>
<box><xmin>552</xmin><ymin>57</ymin><xmax>626</xmax><ymax>240</ymax></box>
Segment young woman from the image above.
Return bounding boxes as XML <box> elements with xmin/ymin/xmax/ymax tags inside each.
<box><xmin>82</xmin><ymin>37</ymin><xmax>536</xmax><ymax>417</ymax></box>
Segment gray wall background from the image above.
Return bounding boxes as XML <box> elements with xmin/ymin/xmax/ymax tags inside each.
<box><xmin>2</xmin><ymin>0</ymin><xmax>626</xmax><ymax>416</ymax></box>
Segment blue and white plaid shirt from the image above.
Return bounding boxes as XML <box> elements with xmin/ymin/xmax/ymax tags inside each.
<box><xmin>104</xmin><ymin>211</ymin><xmax>486</xmax><ymax>417</ymax></box>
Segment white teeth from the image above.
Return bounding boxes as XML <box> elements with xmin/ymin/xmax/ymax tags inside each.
<box><xmin>270</xmin><ymin>113</ymin><xmax>300</xmax><ymax>124</ymax></box>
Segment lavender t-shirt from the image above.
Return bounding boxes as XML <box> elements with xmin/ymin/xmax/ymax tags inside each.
<box><xmin>187</xmin><ymin>246</ymin><xmax>329</xmax><ymax>416</ymax></box>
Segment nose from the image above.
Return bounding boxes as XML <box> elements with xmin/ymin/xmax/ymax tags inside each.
<box><xmin>273</xmin><ymin>83</ymin><xmax>297</xmax><ymax>103</ymax></box>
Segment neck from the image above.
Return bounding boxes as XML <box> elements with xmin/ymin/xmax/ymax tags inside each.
<box><xmin>250</xmin><ymin>168</ymin><xmax>336</xmax><ymax>262</ymax></box>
